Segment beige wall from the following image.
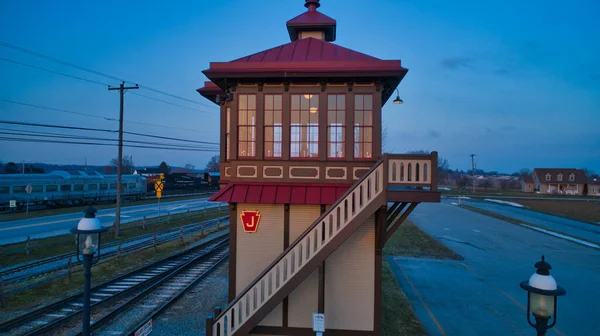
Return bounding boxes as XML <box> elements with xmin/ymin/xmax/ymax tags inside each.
<box><xmin>288</xmin><ymin>205</ymin><xmax>321</xmax><ymax>328</ymax></box>
<box><xmin>325</xmin><ymin>214</ymin><xmax>375</xmax><ymax>331</ymax></box>
<box><xmin>236</xmin><ymin>203</ymin><xmax>284</xmax><ymax>327</ymax></box>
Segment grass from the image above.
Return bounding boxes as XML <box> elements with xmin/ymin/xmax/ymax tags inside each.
<box><xmin>505</xmin><ymin>199</ymin><xmax>600</xmax><ymax>224</ymax></box>
<box><xmin>0</xmin><ymin>193</ymin><xmax>214</xmax><ymax>222</ymax></box>
<box><xmin>1</xmin><ymin>227</ymin><xmax>224</xmax><ymax>313</ymax></box>
<box><xmin>380</xmin><ymin>220</ymin><xmax>461</xmax><ymax>335</ymax></box>
<box><xmin>0</xmin><ymin>209</ymin><xmax>228</xmax><ymax>268</ymax></box>
<box><xmin>383</xmin><ymin>220</ymin><xmax>462</xmax><ymax>260</ymax></box>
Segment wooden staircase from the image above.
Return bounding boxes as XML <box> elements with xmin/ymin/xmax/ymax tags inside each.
<box><xmin>207</xmin><ymin>153</ymin><xmax>440</xmax><ymax>335</ymax></box>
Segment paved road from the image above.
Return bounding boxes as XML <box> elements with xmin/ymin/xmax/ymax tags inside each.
<box><xmin>444</xmin><ymin>195</ymin><xmax>600</xmax><ymax>201</ymax></box>
<box><xmin>389</xmin><ymin>202</ymin><xmax>600</xmax><ymax>336</ymax></box>
<box><xmin>453</xmin><ymin>198</ymin><xmax>600</xmax><ymax>245</ymax></box>
<box><xmin>0</xmin><ymin>198</ymin><xmax>226</xmax><ymax>245</ymax></box>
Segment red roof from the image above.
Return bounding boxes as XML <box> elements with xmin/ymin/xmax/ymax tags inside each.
<box><xmin>209</xmin><ymin>182</ymin><xmax>351</xmax><ymax>205</ymax></box>
<box><xmin>287</xmin><ymin>10</ymin><xmax>335</xmax><ymax>26</ymax></box>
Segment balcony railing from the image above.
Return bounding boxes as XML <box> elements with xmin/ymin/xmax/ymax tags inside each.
<box><xmin>385</xmin><ymin>152</ymin><xmax>438</xmax><ymax>192</ymax></box>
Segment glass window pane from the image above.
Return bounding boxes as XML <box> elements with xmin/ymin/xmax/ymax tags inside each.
<box><xmin>239</xmin><ymin>127</ymin><xmax>247</xmax><ymax>142</ymax></box>
<box><xmin>310</xmin><ymin>108</ymin><xmax>318</xmax><ymax>123</ymax></box>
<box><xmin>355</xmin><ymin>95</ymin><xmax>363</xmax><ymax>109</ymax></box>
<box><xmin>328</xmin><ymin>110</ymin><xmax>336</xmax><ymax>125</ymax></box>
<box><xmin>239</xmin><ymin>142</ymin><xmax>247</xmax><ymax>156</ymax></box>
<box><xmin>61</xmin><ymin>184</ymin><xmax>71</xmax><ymax>191</ymax></box>
<box><xmin>239</xmin><ymin>94</ymin><xmax>247</xmax><ymax>110</ymax></box>
<box><xmin>274</xmin><ymin>110</ymin><xmax>282</xmax><ymax>124</ymax></box>
<box><xmin>310</xmin><ymin>96</ymin><xmax>319</xmax><ymax>109</ymax></box>
<box><xmin>337</xmin><ymin>95</ymin><xmax>345</xmax><ymax>109</ymax></box>
<box><xmin>248</xmin><ymin>95</ymin><xmax>256</xmax><ymax>109</ymax></box>
<box><xmin>265</xmin><ymin>127</ymin><xmax>274</xmax><ymax>140</ymax></box>
<box><xmin>88</xmin><ymin>184</ymin><xmax>98</xmax><ymax>190</ymax></box>
<box><xmin>328</xmin><ymin>95</ymin><xmax>337</xmax><ymax>110</ymax></box>
<box><xmin>0</xmin><ymin>186</ymin><xmax>9</xmax><ymax>194</ymax></box>
<box><xmin>291</xmin><ymin>95</ymin><xmax>300</xmax><ymax>110</ymax></box>
<box><xmin>355</xmin><ymin>110</ymin><xmax>363</xmax><ymax>126</ymax></box>
<box><xmin>364</xmin><ymin>95</ymin><xmax>373</xmax><ymax>109</ymax></box>
<box><xmin>291</xmin><ymin>110</ymin><xmax>299</xmax><ymax>124</ymax></box>
<box><xmin>274</xmin><ymin>95</ymin><xmax>282</xmax><ymax>110</ymax></box>
<box><xmin>337</xmin><ymin>110</ymin><xmax>345</xmax><ymax>124</ymax></box>
<box><xmin>301</xmin><ymin>109</ymin><xmax>309</xmax><ymax>125</ymax></box>
<box><xmin>265</xmin><ymin>95</ymin><xmax>273</xmax><ymax>110</ymax></box>
<box><xmin>46</xmin><ymin>185</ymin><xmax>58</xmax><ymax>192</ymax></box>
<box><xmin>249</xmin><ymin>110</ymin><xmax>256</xmax><ymax>125</ymax></box>
<box><xmin>301</xmin><ymin>95</ymin><xmax>309</xmax><ymax>109</ymax></box>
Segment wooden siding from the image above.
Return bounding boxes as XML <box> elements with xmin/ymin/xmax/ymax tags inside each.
<box><xmin>236</xmin><ymin>203</ymin><xmax>284</xmax><ymax>327</ymax></box>
<box><xmin>288</xmin><ymin>205</ymin><xmax>321</xmax><ymax>328</ymax></box>
<box><xmin>325</xmin><ymin>215</ymin><xmax>375</xmax><ymax>331</ymax></box>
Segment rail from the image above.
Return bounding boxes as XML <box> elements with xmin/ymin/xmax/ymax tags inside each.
<box><xmin>386</xmin><ymin>152</ymin><xmax>438</xmax><ymax>191</ymax></box>
<box><xmin>209</xmin><ymin>159</ymin><xmax>386</xmax><ymax>335</ymax></box>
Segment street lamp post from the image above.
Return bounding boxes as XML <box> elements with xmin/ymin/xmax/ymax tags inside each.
<box><xmin>393</xmin><ymin>88</ymin><xmax>403</xmax><ymax>104</ymax></box>
<box><xmin>71</xmin><ymin>205</ymin><xmax>107</xmax><ymax>336</ymax></box>
<box><xmin>520</xmin><ymin>256</ymin><xmax>566</xmax><ymax>336</ymax></box>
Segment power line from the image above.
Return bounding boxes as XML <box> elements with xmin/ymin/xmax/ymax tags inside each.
<box><xmin>0</xmin><ymin>99</ymin><xmax>216</xmax><ymax>135</ymax></box>
<box><xmin>0</xmin><ymin>99</ymin><xmax>117</xmax><ymax>121</ymax></box>
<box><xmin>0</xmin><ymin>130</ymin><xmax>219</xmax><ymax>150</ymax></box>
<box><xmin>0</xmin><ymin>136</ymin><xmax>218</xmax><ymax>152</ymax></box>
<box><xmin>0</xmin><ymin>57</ymin><xmax>111</xmax><ymax>87</ymax></box>
<box><xmin>0</xmin><ymin>40</ymin><xmax>216</xmax><ymax>108</ymax></box>
<box><xmin>0</xmin><ymin>120</ymin><xmax>219</xmax><ymax>145</ymax></box>
<box><xmin>129</xmin><ymin>92</ymin><xmax>215</xmax><ymax>114</ymax></box>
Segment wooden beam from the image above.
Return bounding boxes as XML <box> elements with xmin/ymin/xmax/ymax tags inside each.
<box><xmin>386</xmin><ymin>202</ymin><xmax>406</xmax><ymax>223</ymax></box>
<box><xmin>384</xmin><ymin>202</ymin><xmax>419</xmax><ymax>245</ymax></box>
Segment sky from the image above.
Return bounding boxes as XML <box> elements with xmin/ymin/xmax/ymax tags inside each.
<box><xmin>0</xmin><ymin>0</ymin><xmax>599</xmax><ymax>173</ymax></box>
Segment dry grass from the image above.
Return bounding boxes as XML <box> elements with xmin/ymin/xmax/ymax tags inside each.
<box><xmin>506</xmin><ymin>199</ymin><xmax>600</xmax><ymax>223</ymax></box>
<box><xmin>1</xmin><ymin>227</ymin><xmax>223</xmax><ymax>313</ymax></box>
<box><xmin>383</xmin><ymin>220</ymin><xmax>462</xmax><ymax>260</ymax></box>
<box><xmin>0</xmin><ymin>210</ymin><xmax>228</xmax><ymax>268</ymax></box>
<box><xmin>0</xmin><ymin>193</ymin><xmax>213</xmax><ymax>222</ymax></box>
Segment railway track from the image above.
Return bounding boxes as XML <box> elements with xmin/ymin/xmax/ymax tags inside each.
<box><xmin>0</xmin><ymin>235</ymin><xmax>229</xmax><ymax>336</ymax></box>
<box><xmin>0</xmin><ymin>215</ymin><xmax>229</xmax><ymax>290</ymax></box>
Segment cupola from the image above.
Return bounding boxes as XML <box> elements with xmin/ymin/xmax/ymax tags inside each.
<box><xmin>286</xmin><ymin>0</ymin><xmax>337</xmax><ymax>42</ymax></box>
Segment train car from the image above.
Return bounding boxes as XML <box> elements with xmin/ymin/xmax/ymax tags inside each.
<box><xmin>0</xmin><ymin>170</ymin><xmax>147</xmax><ymax>211</ymax></box>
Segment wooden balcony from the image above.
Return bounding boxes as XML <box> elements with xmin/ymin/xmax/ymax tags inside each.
<box><xmin>384</xmin><ymin>152</ymin><xmax>441</xmax><ymax>203</ymax></box>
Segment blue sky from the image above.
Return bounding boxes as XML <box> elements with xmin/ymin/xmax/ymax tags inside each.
<box><xmin>0</xmin><ymin>0</ymin><xmax>598</xmax><ymax>173</ymax></box>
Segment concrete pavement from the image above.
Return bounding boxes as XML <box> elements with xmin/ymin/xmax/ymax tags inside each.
<box><xmin>455</xmin><ymin>198</ymin><xmax>600</xmax><ymax>245</ymax></box>
<box><xmin>0</xmin><ymin>198</ymin><xmax>226</xmax><ymax>245</ymax></box>
<box><xmin>389</xmin><ymin>202</ymin><xmax>600</xmax><ymax>336</ymax></box>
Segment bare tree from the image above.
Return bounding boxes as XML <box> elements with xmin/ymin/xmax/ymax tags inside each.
<box><xmin>479</xmin><ymin>178</ymin><xmax>494</xmax><ymax>191</ymax></box>
<box><xmin>184</xmin><ymin>163</ymin><xmax>196</xmax><ymax>170</ymax></box>
<box><xmin>406</xmin><ymin>150</ymin><xmax>450</xmax><ymax>172</ymax></box>
<box><xmin>582</xmin><ymin>168</ymin><xmax>596</xmax><ymax>179</ymax></box>
<box><xmin>382</xmin><ymin>123</ymin><xmax>389</xmax><ymax>153</ymax></box>
<box><xmin>110</xmin><ymin>155</ymin><xmax>134</xmax><ymax>174</ymax></box>
<box><xmin>205</xmin><ymin>155</ymin><xmax>220</xmax><ymax>172</ymax></box>
<box><xmin>159</xmin><ymin>161</ymin><xmax>170</xmax><ymax>175</ymax></box>
<box><xmin>519</xmin><ymin>168</ymin><xmax>531</xmax><ymax>176</ymax></box>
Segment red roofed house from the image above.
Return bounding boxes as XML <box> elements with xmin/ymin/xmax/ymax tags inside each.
<box><xmin>198</xmin><ymin>1</ymin><xmax>440</xmax><ymax>335</ymax></box>
<box><xmin>530</xmin><ymin>168</ymin><xmax>587</xmax><ymax>195</ymax></box>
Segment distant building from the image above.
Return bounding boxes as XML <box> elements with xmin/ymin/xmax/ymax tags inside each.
<box><xmin>521</xmin><ymin>174</ymin><xmax>535</xmax><ymax>193</ymax></box>
<box><xmin>207</xmin><ymin>171</ymin><xmax>220</xmax><ymax>184</ymax></box>
<box><xmin>134</xmin><ymin>168</ymin><xmax>162</xmax><ymax>177</ymax></box>
<box><xmin>587</xmin><ymin>178</ymin><xmax>600</xmax><ymax>196</ymax></box>
<box><xmin>525</xmin><ymin>168</ymin><xmax>587</xmax><ymax>195</ymax></box>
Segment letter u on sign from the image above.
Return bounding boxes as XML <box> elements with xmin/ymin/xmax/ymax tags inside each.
<box><xmin>240</xmin><ymin>210</ymin><xmax>261</xmax><ymax>233</ymax></box>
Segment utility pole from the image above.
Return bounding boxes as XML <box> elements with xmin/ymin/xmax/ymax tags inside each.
<box><xmin>470</xmin><ymin>154</ymin><xmax>476</xmax><ymax>193</ymax></box>
<box><xmin>108</xmin><ymin>82</ymin><xmax>139</xmax><ymax>237</ymax></box>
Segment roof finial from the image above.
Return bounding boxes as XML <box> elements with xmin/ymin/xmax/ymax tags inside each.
<box><xmin>305</xmin><ymin>0</ymin><xmax>320</xmax><ymax>12</ymax></box>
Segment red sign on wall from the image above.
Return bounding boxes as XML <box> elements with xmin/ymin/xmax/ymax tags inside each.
<box><xmin>240</xmin><ymin>210</ymin><xmax>261</xmax><ymax>233</ymax></box>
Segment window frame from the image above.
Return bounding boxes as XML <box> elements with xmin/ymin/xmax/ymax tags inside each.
<box><xmin>327</xmin><ymin>94</ymin><xmax>346</xmax><ymax>160</ymax></box>
<box><xmin>290</xmin><ymin>94</ymin><xmax>320</xmax><ymax>159</ymax></box>
<box><xmin>264</xmin><ymin>94</ymin><xmax>283</xmax><ymax>159</ymax></box>
<box><xmin>545</xmin><ymin>174</ymin><xmax>551</xmax><ymax>181</ymax></box>
<box><xmin>569</xmin><ymin>174</ymin><xmax>575</xmax><ymax>182</ymax></box>
<box><xmin>237</xmin><ymin>94</ymin><xmax>257</xmax><ymax>159</ymax></box>
<box><xmin>353</xmin><ymin>94</ymin><xmax>374</xmax><ymax>160</ymax></box>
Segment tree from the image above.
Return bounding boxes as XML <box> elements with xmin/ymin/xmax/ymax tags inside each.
<box><xmin>519</xmin><ymin>168</ymin><xmax>531</xmax><ymax>176</ymax></box>
<box><xmin>582</xmin><ymin>168</ymin><xmax>596</xmax><ymax>179</ymax></box>
<box><xmin>159</xmin><ymin>161</ymin><xmax>170</xmax><ymax>175</ymax></box>
<box><xmin>4</xmin><ymin>162</ymin><xmax>18</xmax><ymax>174</ymax></box>
<box><xmin>479</xmin><ymin>178</ymin><xmax>494</xmax><ymax>191</ymax></box>
<box><xmin>382</xmin><ymin>123</ymin><xmax>390</xmax><ymax>153</ymax></box>
<box><xmin>184</xmin><ymin>163</ymin><xmax>196</xmax><ymax>170</ymax></box>
<box><xmin>110</xmin><ymin>155</ymin><xmax>134</xmax><ymax>174</ymax></box>
<box><xmin>456</xmin><ymin>176</ymin><xmax>469</xmax><ymax>190</ymax></box>
<box><xmin>406</xmin><ymin>150</ymin><xmax>450</xmax><ymax>172</ymax></box>
<box><xmin>205</xmin><ymin>155</ymin><xmax>220</xmax><ymax>172</ymax></box>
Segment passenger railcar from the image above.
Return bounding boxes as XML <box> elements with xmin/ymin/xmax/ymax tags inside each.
<box><xmin>0</xmin><ymin>171</ymin><xmax>147</xmax><ymax>211</ymax></box>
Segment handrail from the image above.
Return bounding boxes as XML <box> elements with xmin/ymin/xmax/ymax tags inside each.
<box><xmin>211</xmin><ymin>158</ymin><xmax>385</xmax><ymax>335</ymax></box>
<box><xmin>387</xmin><ymin>151</ymin><xmax>438</xmax><ymax>192</ymax></box>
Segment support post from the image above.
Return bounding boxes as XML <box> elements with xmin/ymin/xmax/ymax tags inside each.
<box><xmin>205</xmin><ymin>314</ymin><xmax>214</xmax><ymax>336</ymax></box>
<box><xmin>82</xmin><ymin>253</ymin><xmax>93</xmax><ymax>336</ymax></box>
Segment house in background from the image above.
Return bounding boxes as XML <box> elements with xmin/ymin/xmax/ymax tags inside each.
<box><xmin>529</xmin><ymin>168</ymin><xmax>587</xmax><ymax>195</ymax></box>
<box><xmin>521</xmin><ymin>174</ymin><xmax>535</xmax><ymax>193</ymax></box>
<box><xmin>587</xmin><ymin>178</ymin><xmax>600</xmax><ymax>196</ymax></box>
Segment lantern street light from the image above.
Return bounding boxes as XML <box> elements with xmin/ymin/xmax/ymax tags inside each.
<box><xmin>520</xmin><ymin>256</ymin><xmax>566</xmax><ymax>336</ymax></box>
<box><xmin>71</xmin><ymin>205</ymin><xmax>107</xmax><ymax>336</ymax></box>
<box><xmin>392</xmin><ymin>88</ymin><xmax>403</xmax><ymax>104</ymax></box>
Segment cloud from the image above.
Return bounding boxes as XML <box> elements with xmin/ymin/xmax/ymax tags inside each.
<box><xmin>427</xmin><ymin>129</ymin><xmax>442</xmax><ymax>138</ymax></box>
<box><xmin>440</xmin><ymin>57</ymin><xmax>474</xmax><ymax>70</ymax></box>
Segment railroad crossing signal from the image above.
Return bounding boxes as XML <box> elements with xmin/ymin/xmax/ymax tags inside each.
<box><xmin>25</xmin><ymin>183</ymin><xmax>33</xmax><ymax>194</ymax></box>
<box><xmin>154</xmin><ymin>181</ymin><xmax>164</xmax><ymax>199</ymax></box>
<box><xmin>160</xmin><ymin>173</ymin><xmax>164</xmax><ymax>180</ymax></box>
